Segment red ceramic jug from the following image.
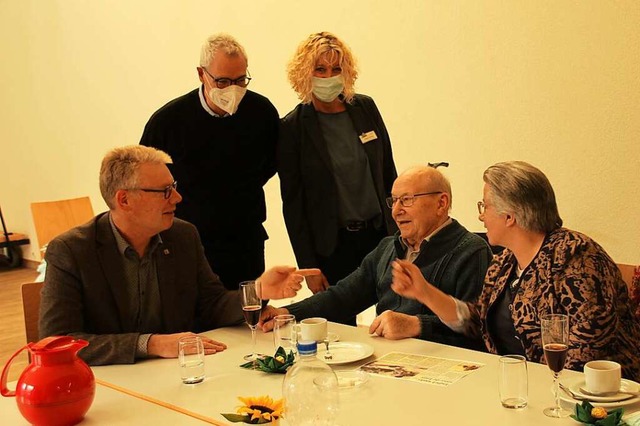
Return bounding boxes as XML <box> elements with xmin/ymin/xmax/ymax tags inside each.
<box><xmin>1</xmin><ymin>336</ymin><xmax>95</xmax><ymax>426</ymax></box>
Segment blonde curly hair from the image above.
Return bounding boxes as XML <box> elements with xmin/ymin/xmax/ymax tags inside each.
<box><xmin>287</xmin><ymin>32</ymin><xmax>358</xmax><ymax>104</ymax></box>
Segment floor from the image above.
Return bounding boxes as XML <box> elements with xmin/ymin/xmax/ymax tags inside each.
<box><xmin>0</xmin><ymin>267</ymin><xmax>39</xmax><ymax>382</ymax></box>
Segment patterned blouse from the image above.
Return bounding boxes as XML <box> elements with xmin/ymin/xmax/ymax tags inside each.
<box><xmin>465</xmin><ymin>228</ymin><xmax>640</xmax><ymax>381</ymax></box>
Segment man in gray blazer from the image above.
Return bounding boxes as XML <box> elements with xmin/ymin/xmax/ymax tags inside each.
<box><xmin>39</xmin><ymin>145</ymin><xmax>311</xmax><ymax>365</ymax></box>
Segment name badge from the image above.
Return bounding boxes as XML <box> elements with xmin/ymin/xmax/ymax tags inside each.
<box><xmin>359</xmin><ymin>131</ymin><xmax>378</xmax><ymax>144</ymax></box>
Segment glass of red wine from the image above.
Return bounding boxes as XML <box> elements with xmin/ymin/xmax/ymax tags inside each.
<box><xmin>541</xmin><ymin>313</ymin><xmax>570</xmax><ymax>418</ymax></box>
<box><xmin>240</xmin><ymin>280</ymin><xmax>262</xmax><ymax>365</ymax></box>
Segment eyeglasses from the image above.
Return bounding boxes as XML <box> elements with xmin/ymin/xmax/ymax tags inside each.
<box><xmin>477</xmin><ymin>201</ymin><xmax>486</xmax><ymax>215</ymax></box>
<box><xmin>135</xmin><ymin>181</ymin><xmax>178</xmax><ymax>199</ymax></box>
<box><xmin>386</xmin><ymin>192</ymin><xmax>443</xmax><ymax>208</ymax></box>
<box><xmin>201</xmin><ymin>68</ymin><xmax>252</xmax><ymax>88</ymax></box>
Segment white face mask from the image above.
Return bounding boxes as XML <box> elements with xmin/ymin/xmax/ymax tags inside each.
<box><xmin>311</xmin><ymin>75</ymin><xmax>344</xmax><ymax>103</ymax></box>
<box><xmin>208</xmin><ymin>85</ymin><xmax>247</xmax><ymax>115</ymax></box>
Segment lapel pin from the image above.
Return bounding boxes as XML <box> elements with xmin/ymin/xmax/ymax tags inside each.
<box><xmin>163</xmin><ymin>249</ymin><xmax>170</xmax><ymax>255</ymax></box>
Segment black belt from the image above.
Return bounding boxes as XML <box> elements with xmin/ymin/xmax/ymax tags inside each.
<box><xmin>344</xmin><ymin>220</ymin><xmax>372</xmax><ymax>232</ymax></box>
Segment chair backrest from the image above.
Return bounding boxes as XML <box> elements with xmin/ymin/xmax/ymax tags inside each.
<box><xmin>617</xmin><ymin>263</ymin><xmax>639</xmax><ymax>291</ymax></box>
<box><xmin>30</xmin><ymin>196</ymin><xmax>94</xmax><ymax>258</ymax></box>
<box><xmin>21</xmin><ymin>282</ymin><xmax>44</xmax><ymax>344</ymax></box>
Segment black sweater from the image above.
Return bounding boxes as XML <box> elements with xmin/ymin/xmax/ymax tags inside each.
<box><xmin>140</xmin><ymin>88</ymin><xmax>279</xmax><ymax>247</ymax></box>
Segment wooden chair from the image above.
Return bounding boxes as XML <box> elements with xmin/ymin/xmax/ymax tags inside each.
<box><xmin>21</xmin><ymin>282</ymin><xmax>44</xmax><ymax>343</ymax></box>
<box><xmin>30</xmin><ymin>196</ymin><xmax>94</xmax><ymax>258</ymax></box>
<box><xmin>617</xmin><ymin>263</ymin><xmax>639</xmax><ymax>291</ymax></box>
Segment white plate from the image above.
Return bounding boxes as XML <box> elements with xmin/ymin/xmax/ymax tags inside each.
<box><xmin>559</xmin><ymin>377</ymin><xmax>640</xmax><ymax>408</ymax></box>
<box><xmin>317</xmin><ymin>341</ymin><xmax>374</xmax><ymax>365</ymax></box>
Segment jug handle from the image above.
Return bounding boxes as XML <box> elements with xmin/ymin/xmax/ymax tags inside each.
<box><xmin>1</xmin><ymin>344</ymin><xmax>29</xmax><ymax>397</ymax></box>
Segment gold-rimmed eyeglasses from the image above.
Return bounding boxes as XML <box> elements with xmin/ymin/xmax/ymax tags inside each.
<box><xmin>386</xmin><ymin>192</ymin><xmax>443</xmax><ymax>208</ymax></box>
<box><xmin>134</xmin><ymin>181</ymin><xmax>178</xmax><ymax>199</ymax></box>
<box><xmin>477</xmin><ymin>201</ymin><xmax>486</xmax><ymax>215</ymax></box>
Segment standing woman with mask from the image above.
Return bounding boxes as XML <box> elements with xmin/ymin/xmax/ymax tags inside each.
<box><xmin>278</xmin><ymin>32</ymin><xmax>397</xmax><ymax>319</ymax></box>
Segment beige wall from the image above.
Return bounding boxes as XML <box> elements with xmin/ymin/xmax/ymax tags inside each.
<box><xmin>2</xmin><ymin>0</ymin><xmax>639</xmax><ymax>268</ymax></box>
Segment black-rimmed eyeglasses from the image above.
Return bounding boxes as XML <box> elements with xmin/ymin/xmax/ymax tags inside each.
<box><xmin>386</xmin><ymin>191</ymin><xmax>443</xmax><ymax>208</ymax></box>
<box><xmin>135</xmin><ymin>181</ymin><xmax>178</xmax><ymax>199</ymax></box>
<box><xmin>202</xmin><ymin>68</ymin><xmax>252</xmax><ymax>88</ymax></box>
<box><xmin>477</xmin><ymin>201</ymin><xmax>486</xmax><ymax>215</ymax></box>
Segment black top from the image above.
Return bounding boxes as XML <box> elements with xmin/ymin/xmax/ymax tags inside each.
<box><xmin>278</xmin><ymin>94</ymin><xmax>397</xmax><ymax>268</ymax></box>
<box><xmin>140</xmin><ymin>88</ymin><xmax>279</xmax><ymax>248</ymax></box>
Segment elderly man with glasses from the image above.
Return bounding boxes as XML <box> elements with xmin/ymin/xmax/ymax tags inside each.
<box><xmin>40</xmin><ymin>145</ymin><xmax>313</xmax><ymax>366</ymax></box>
<box><xmin>140</xmin><ymin>33</ymin><xmax>278</xmax><ymax>291</ymax></box>
<box><xmin>260</xmin><ymin>166</ymin><xmax>492</xmax><ymax>350</ymax></box>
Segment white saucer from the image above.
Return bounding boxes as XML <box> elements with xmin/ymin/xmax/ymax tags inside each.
<box><xmin>559</xmin><ymin>377</ymin><xmax>640</xmax><ymax>408</ymax></box>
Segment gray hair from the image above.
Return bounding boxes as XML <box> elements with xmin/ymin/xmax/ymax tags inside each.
<box><xmin>199</xmin><ymin>33</ymin><xmax>248</xmax><ymax>67</ymax></box>
<box><xmin>401</xmin><ymin>165</ymin><xmax>453</xmax><ymax>211</ymax></box>
<box><xmin>483</xmin><ymin>161</ymin><xmax>562</xmax><ymax>233</ymax></box>
<box><xmin>100</xmin><ymin>145</ymin><xmax>172</xmax><ymax>209</ymax></box>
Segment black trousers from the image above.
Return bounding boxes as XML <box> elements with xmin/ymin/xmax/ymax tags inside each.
<box><xmin>317</xmin><ymin>226</ymin><xmax>387</xmax><ymax>326</ymax></box>
<box><xmin>202</xmin><ymin>241</ymin><xmax>265</xmax><ymax>291</ymax></box>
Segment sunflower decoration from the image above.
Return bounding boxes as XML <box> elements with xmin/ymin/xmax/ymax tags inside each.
<box><xmin>221</xmin><ymin>395</ymin><xmax>284</xmax><ymax>424</ymax></box>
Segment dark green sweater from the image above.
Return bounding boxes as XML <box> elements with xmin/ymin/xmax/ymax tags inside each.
<box><xmin>287</xmin><ymin>219</ymin><xmax>492</xmax><ymax>351</ymax></box>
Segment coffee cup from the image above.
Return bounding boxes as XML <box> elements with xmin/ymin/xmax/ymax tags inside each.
<box><xmin>297</xmin><ymin>317</ymin><xmax>328</xmax><ymax>342</ymax></box>
<box><xmin>584</xmin><ymin>360</ymin><xmax>621</xmax><ymax>394</ymax></box>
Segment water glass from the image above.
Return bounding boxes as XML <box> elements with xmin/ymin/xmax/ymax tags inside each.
<box><xmin>273</xmin><ymin>314</ymin><xmax>297</xmax><ymax>353</ymax></box>
<box><xmin>498</xmin><ymin>355</ymin><xmax>528</xmax><ymax>409</ymax></box>
<box><xmin>179</xmin><ymin>335</ymin><xmax>205</xmax><ymax>384</ymax></box>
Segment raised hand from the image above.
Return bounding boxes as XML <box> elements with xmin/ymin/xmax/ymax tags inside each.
<box><xmin>306</xmin><ymin>272</ymin><xmax>330</xmax><ymax>294</ymax></box>
<box><xmin>258</xmin><ymin>266</ymin><xmax>321</xmax><ymax>299</ymax></box>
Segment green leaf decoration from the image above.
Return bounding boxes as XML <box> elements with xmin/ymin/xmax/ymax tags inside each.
<box><xmin>221</xmin><ymin>413</ymin><xmax>250</xmax><ymax>423</ymax></box>
<box><xmin>570</xmin><ymin>401</ymin><xmax>625</xmax><ymax>426</ymax></box>
<box><xmin>221</xmin><ymin>413</ymin><xmax>274</xmax><ymax>424</ymax></box>
<box><xmin>239</xmin><ymin>347</ymin><xmax>295</xmax><ymax>374</ymax></box>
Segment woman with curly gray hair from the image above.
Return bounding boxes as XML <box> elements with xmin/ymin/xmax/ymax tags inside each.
<box><xmin>278</xmin><ymin>32</ymin><xmax>397</xmax><ymax>317</ymax></box>
<box><xmin>391</xmin><ymin>161</ymin><xmax>640</xmax><ymax>382</ymax></box>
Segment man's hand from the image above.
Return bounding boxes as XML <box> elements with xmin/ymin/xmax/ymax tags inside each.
<box><xmin>147</xmin><ymin>332</ymin><xmax>227</xmax><ymax>358</ymax></box>
<box><xmin>368</xmin><ymin>310</ymin><xmax>421</xmax><ymax>340</ymax></box>
<box><xmin>391</xmin><ymin>259</ymin><xmax>430</xmax><ymax>301</ymax></box>
<box><xmin>258</xmin><ymin>266</ymin><xmax>321</xmax><ymax>300</ymax></box>
<box><xmin>258</xmin><ymin>305</ymin><xmax>290</xmax><ymax>332</ymax></box>
<box><xmin>306</xmin><ymin>273</ymin><xmax>330</xmax><ymax>294</ymax></box>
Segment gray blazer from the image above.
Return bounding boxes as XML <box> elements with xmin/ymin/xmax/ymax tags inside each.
<box><xmin>39</xmin><ymin>213</ymin><xmax>243</xmax><ymax>365</ymax></box>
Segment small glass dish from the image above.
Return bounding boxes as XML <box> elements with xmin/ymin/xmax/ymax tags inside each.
<box><xmin>335</xmin><ymin>370</ymin><xmax>369</xmax><ymax>390</ymax></box>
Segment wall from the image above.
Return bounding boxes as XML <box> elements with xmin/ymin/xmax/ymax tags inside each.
<box><xmin>2</xmin><ymin>0</ymin><xmax>639</xmax><ymax>271</ymax></box>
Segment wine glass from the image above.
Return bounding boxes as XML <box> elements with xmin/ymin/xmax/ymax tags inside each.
<box><xmin>240</xmin><ymin>280</ymin><xmax>262</xmax><ymax>365</ymax></box>
<box><xmin>541</xmin><ymin>313</ymin><xmax>570</xmax><ymax>418</ymax></box>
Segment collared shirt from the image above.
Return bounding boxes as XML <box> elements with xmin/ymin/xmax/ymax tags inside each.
<box><xmin>198</xmin><ymin>85</ymin><xmax>228</xmax><ymax>118</ymax></box>
<box><xmin>109</xmin><ymin>214</ymin><xmax>163</xmax><ymax>357</ymax></box>
<box><xmin>402</xmin><ymin>217</ymin><xmax>454</xmax><ymax>262</ymax></box>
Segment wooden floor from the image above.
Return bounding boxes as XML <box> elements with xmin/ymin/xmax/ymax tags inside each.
<box><xmin>0</xmin><ymin>267</ymin><xmax>39</xmax><ymax>382</ymax></box>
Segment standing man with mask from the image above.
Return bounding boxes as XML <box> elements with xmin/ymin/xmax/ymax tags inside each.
<box><xmin>141</xmin><ymin>33</ymin><xmax>279</xmax><ymax>290</ymax></box>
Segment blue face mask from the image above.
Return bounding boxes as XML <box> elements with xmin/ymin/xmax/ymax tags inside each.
<box><xmin>311</xmin><ymin>75</ymin><xmax>344</xmax><ymax>102</ymax></box>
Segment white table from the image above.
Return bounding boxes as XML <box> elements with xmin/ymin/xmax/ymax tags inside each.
<box><xmin>0</xmin><ymin>380</ymin><xmax>207</xmax><ymax>425</ymax></box>
<box><xmin>88</xmin><ymin>323</ymin><xmax>639</xmax><ymax>426</ymax></box>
